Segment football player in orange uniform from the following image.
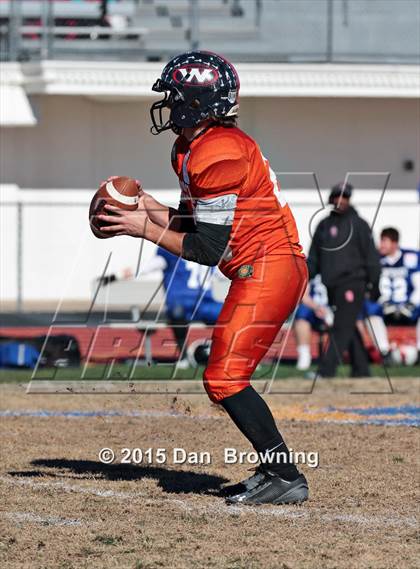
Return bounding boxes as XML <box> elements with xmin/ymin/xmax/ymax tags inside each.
<box><xmin>97</xmin><ymin>51</ymin><xmax>309</xmax><ymax>505</ymax></box>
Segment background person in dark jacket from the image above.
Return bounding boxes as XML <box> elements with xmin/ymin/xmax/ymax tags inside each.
<box><xmin>307</xmin><ymin>182</ymin><xmax>381</xmax><ymax>377</ymax></box>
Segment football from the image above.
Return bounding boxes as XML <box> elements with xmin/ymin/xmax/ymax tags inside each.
<box><xmin>89</xmin><ymin>176</ymin><xmax>140</xmax><ymax>239</ymax></box>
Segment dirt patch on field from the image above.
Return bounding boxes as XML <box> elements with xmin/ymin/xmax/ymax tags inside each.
<box><xmin>0</xmin><ymin>380</ymin><xmax>419</xmax><ymax>568</ymax></box>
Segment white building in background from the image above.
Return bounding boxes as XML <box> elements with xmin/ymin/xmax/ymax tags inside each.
<box><xmin>1</xmin><ymin>62</ymin><xmax>419</xmax><ymax>190</ymax></box>
<box><xmin>1</xmin><ymin>61</ymin><xmax>419</xmax><ymax>308</ymax></box>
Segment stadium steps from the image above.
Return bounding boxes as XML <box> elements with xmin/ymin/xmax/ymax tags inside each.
<box><xmin>132</xmin><ymin>2</ymin><xmax>231</xmax><ymax>22</ymax></box>
<box><xmin>132</xmin><ymin>0</ymin><xmax>253</xmax><ymax>38</ymax></box>
<box><xmin>2</xmin><ymin>0</ymin><xmax>257</xmax><ymax>61</ymax></box>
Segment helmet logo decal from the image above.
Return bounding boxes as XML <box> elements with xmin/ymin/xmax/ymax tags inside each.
<box><xmin>172</xmin><ymin>66</ymin><xmax>219</xmax><ymax>86</ymax></box>
<box><xmin>227</xmin><ymin>90</ymin><xmax>237</xmax><ymax>103</ymax></box>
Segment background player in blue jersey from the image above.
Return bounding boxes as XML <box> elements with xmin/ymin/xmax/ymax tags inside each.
<box><xmin>141</xmin><ymin>247</ymin><xmax>223</xmax><ymax>366</ymax></box>
<box><xmin>364</xmin><ymin>227</ymin><xmax>420</xmax><ymax>361</ymax></box>
<box><xmin>97</xmin><ymin>247</ymin><xmax>223</xmax><ymax>366</ymax></box>
<box><xmin>155</xmin><ymin>247</ymin><xmax>222</xmax><ymax>323</ymax></box>
<box><xmin>294</xmin><ymin>275</ymin><xmax>334</xmax><ymax>370</ymax></box>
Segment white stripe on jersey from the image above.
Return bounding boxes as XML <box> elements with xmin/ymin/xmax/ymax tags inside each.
<box><xmin>194</xmin><ymin>194</ymin><xmax>237</xmax><ymax>225</ymax></box>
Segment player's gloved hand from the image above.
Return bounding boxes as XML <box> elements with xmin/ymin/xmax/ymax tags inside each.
<box><xmin>323</xmin><ymin>306</ymin><xmax>335</xmax><ymax>327</ymax></box>
<box><xmin>399</xmin><ymin>302</ymin><xmax>415</xmax><ymax>319</ymax></box>
<box><xmin>382</xmin><ymin>301</ymin><xmax>397</xmax><ymax>316</ymax></box>
<box><xmin>314</xmin><ymin>305</ymin><xmax>327</xmax><ymax>320</ymax></box>
<box><xmin>366</xmin><ymin>282</ymin><xmax>381</xmax><ymax>302</ymax></box>
<box><xmin>314</xmin><ymin>305</ymin><xmax>334</xmax><ymax>327</ymax></box>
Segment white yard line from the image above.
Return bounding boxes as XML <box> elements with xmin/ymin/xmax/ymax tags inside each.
<box><xmin>4</xmin><ymin>511</ymin><xmax>83</xmax><ymax>527</ymax></box>
<box><xmin>0</xmin><ymin>475</ymin><xmax>416</xmax><ymax>529</ymax></box>
<box><xmin>0</xmin><ymin>475</ymin><xmax>142</xmax><ymax>499</ymax></box>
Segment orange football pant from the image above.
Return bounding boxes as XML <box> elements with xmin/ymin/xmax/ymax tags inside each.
<box><xmin>203</xmin><ymin>254</ymin><xmax>308</xmax><ymax>402</ymax></box>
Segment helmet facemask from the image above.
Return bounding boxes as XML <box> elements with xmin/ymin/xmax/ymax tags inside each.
<box><xmin>150</xmin><ymin>81</ymin><xmax>212</xmax><ymax>135</ymax></box>
<box><xmin>150</xmin><ymin>79</ymin><xmax>184</xmax><ymax>135</ymax></box>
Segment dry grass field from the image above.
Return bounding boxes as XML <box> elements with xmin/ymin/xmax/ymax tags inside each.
<box><xmin>0</xmin><ymin>375</ymin><xmax>419</xmax><ymax>569</ymax></box>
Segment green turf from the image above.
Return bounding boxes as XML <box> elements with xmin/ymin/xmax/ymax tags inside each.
<box><xmin>0</xmin><ymin>363</ymin><xmax>419</xmax><ymax>383</ymax></box>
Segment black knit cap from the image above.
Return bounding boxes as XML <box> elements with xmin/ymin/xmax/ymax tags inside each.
<box><xmin>329</xmin><ymin>182</ymin><xmax>353</xmax><ymax>204</ymax></box>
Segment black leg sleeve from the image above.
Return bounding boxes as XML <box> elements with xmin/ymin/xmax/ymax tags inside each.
<box><xmin>221</xmin><ymin>386</ymin><xmax>299</xmax><ymax>480</ymax></box>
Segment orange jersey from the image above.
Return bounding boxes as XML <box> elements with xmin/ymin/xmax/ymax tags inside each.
<box><xmin>171</xmin><ymin>125</ymin><xmax>304</xmax><ymax>279</ymax></box>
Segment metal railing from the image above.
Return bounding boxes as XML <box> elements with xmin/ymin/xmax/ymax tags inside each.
<box><xmin>1</xmin><ymin>0</ymin><xmax>148</xmax><ymax>60</ymax></box>
<box><xmin>2</xmin><ymin>25</ymin><xmax>149</xmax><ymax>60</ymax></box>
<box><xmin>0</xmin><ymin>0</ymin><xmax>418</xmax><ymax>64</ymax></box>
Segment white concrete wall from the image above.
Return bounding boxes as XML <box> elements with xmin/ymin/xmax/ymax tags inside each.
<box><xmin>1</xmin><ymin>185</ymin><xmax>418</xmax><ymax>306</ymax></box>
<box><xmin>0</xmin><ymin>96</ymin><xmax>175</xmax><ymax>190</ymax></box>
<box><xmin>251</xmin><ymin>97</ymin><xmax>419</xmax><ymax>190</ymax></box>
<box><xmin>0</xmin><ymin>96</ymin><xmax>418</xmax><ymax>190</ymax></box>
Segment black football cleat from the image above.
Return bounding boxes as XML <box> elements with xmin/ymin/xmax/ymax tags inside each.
<box><xmin>225</xmin><ymin>470</ymin><xmax>308</xmax><ymax>505</ymax></box>
<box><xmin>219</xmin><ymin>465</ymin><xmax>266</xmax><ymax>498</ymax></box>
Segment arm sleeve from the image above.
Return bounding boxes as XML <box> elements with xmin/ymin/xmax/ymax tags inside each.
<box><xmin>182</xmin><ymin>221</ymin><xmax>232</xmax><ymax>267</ymax></box>
<box><xmin>182</xmin><ymin>191</ymin><xmax>237</xmax><ymax>266</ymax></box>
<box><xmin>168</xmin><ymin>201</ymin><xmax>196</xmax><ymax>233</ymax></box>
